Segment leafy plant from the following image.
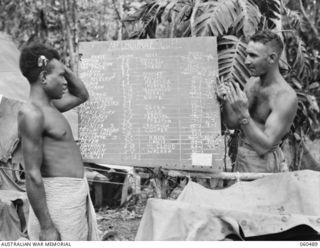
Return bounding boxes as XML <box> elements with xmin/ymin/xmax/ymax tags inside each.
<box><xmin>218</xmin><ymin>35</ymin><xmax>250</xmax><ymax>86</ymax></box>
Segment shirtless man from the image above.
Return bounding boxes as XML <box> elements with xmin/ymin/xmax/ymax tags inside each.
<box><xmin>18</xmin><ymin>43</ymin><xmax>98</xmax><ymax>240</ymax></box>
<box><xmin>217</xmin><ymin>30</ymin><xmax>298</xmax><ymax>173</ymax></box>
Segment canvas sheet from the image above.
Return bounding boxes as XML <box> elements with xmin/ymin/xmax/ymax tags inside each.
<box><xmin>0</xmin><ymin>190</ymin><xmax>28</xmax><ymax>241</ymax></box>
<box><xmin>136</xmin><ymin>170</ymin><xmax>320</xmax><ymax>240</ymax></box>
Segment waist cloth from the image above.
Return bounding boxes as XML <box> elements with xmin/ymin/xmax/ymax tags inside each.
<box><xmin>234</xmin><ymin>137</ymin><xmax>287</xmax><ymax>173</ymax></box>
<box><xmin>27</xmin><ymin>177</ymin><xmax>100</xmax><ymax>241</ymax></box>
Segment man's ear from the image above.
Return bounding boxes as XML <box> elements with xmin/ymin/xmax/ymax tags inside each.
<box><xmin>268</xmin><ymin>52</ymin><xmax>277</xmax><ymax>64</ymax></box>
<box><xmin>39</xmin><ymin>71</ymin><xmax>47</xmax><ymax>84</ymax></box>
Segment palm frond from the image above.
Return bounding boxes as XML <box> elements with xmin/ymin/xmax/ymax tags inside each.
<box><xmin>293</xmin><ymin>38</ymin><xmax>311</xmax><ymax>83</ymax></box>
<box><xmin>176</xmin><ymin>1</ymin><xmax>193</xmax><ymax>23</ymax></box>
<box><xmin>236</xmin><ymin>0</ymin><xmax>261</xmax><ymax>39</ymax></box>
<box><xmin>250</xmin><ymin>0</ymin><xmax>280</xmax><ymax>29</ymax></box>
<box><xmin>218</xmin><ymin>35</ymin><xmax>250</xmax><ymax>86</ymax></box>
<box><xmin>194</xmin><ymin>0</ymin><xmax>240</xmax><ymax>37</ymax></box>
<box><xmin>161</xmin><ymin>0</ymin><xmax>181</xmax><ymax>23</ymax></box>
<box><xmin>126</xmin><ymin>0</ymin><xmax>174</xmax><ymax>39</ymax></box>
<box><xmin>282</xmin><ymin>9</ymin><xmax>303</xmax><ymax>31</ymax></box>
<box><xmin>170</xmin><ymin>0</ymin><xmax>193</xmax><ymax>37</ymax></box>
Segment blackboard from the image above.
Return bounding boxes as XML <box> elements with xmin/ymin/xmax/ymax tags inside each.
<box><xmin>79</xmin><ymin>37</ymin><xmax>224</xmax><ymax>172</ymax></box>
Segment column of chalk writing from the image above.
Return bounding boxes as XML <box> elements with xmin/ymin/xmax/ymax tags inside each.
<box><xmin>189</xmin><ymin>74</ymin><xmax>204</xmax><ymax>152</ymax></box>
<box><xmin>79</xmin><ymin>56</ymin><xmax>119</xmax><ymax>159</ymax></box>
<box><xmin>120</xmin><ymin>55</ymin><xmax>136</xmax><ymax>159</ymax></box>
<box><xmin>181</xmin><ymin>52</ymin><xmax>208</xmax><ymax>153</ymax></box>
<box><xmin>143</xmin><ymin>105</ymin><xmax>175</xmax><ymax>154</ymax></box>
<box><xmin>200</xmin><ymin>59</ymin><xmax>224</xmax><ymax>151</ymax></box>
<box><xmin>79</xmin><ymin>57</ymin><xmax>104</xmax><ymax>158</ymax></box>
<box><xmin>143</xmin><ymin>71</ymin><xmax>171</xmax><ymax>100</ymax></box>
<box><xmin>139</xmin><ymin>53</ymin><xmax>175</xmax><ymax>155</ymax></box>
<box><xmin>143</xmin><ymin>105</ymin><xmax>171</xmax><ymax>133</ymax></box>
<box><xmin>139</xmin><ymin>53</ymin><xmax>164</xmax><ymax>70</ymax></box>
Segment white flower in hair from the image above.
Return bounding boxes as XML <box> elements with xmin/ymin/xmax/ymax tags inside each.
<box><xmin>38</xmin><ymin>55</ymin><xmax>48</xmax><ymax>68</ymax></box>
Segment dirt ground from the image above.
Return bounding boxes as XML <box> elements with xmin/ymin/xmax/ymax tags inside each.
<box><xmin>96</xmin><ymin>178</ymin><xmax>185</xmax><ymax>241</ymax></box>
<box><xmin>96</xmin><ymin>186</ymin><xmax>152</xmax><ymax>241</ymax></box>
<box><xmin>97</xmin><ymin>209</ymin><xmax>142</xmax><ymax>241</ymax></box>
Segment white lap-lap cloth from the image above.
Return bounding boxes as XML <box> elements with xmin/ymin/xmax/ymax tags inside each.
<box><xmin>28</xmin><ymin>177</ymin><xmax>100</xmax><ymax>241</ymax></box>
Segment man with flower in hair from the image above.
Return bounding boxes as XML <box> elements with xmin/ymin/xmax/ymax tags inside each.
<box><xmin>216</xmin><ymin>30</ymin><xmax>298</xmax><ymax>173</ymax></box>
<box><xmin>18</xmin><ymin>43</ymin><xmax>99</xmax><ymax>241</ymax></box>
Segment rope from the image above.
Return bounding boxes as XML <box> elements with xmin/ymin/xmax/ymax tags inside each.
<box><xmin>84</xmin><ymin>166</ymin><xmax>129</xmax><ymax>175</ymax></box>
<box><xmin>0</xmin><ymin>166</ymin><xmax>129</xmax><ymax>175</ymax></box>
<box><xmin>87</xmin><ymin>179</ymin><xmax>124</xmax><ymax>185</ymax></box>
<box><xmin>0</xmin><ymin>167</ymin><xmax>23</xmax><ymax>172</ymax></box>
<box><xmin>0</xmin><ymin>166</ymin><xmax>126</xmax><ymax>186</ymax></box>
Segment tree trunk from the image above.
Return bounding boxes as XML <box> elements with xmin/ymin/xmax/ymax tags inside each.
<box><xmin>62</xmin><ymin>0</ymin><xmax>75</xmax><ymax>71</ymax></box>
<box><xmin>72</xmin><ymin>0</ymin><xmax>79</xmax><ymax>75</ymax></box>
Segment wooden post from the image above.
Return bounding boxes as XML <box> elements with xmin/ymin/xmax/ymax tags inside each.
<box><xmin>168</xmin><ymin>170</ymin><xmax>273</xmax><ymax>181</ymax></box>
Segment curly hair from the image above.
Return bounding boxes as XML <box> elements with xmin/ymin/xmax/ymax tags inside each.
<box><xmin>19</xmin><ymin>42</ymin><xmax>60</xmax><ymax>84</ymax></box>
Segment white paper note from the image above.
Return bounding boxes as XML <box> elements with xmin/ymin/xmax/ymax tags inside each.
<box><xmin>192</xmin><ymin>153</ymin><xmax>213</xmax><ymax>167</ymax></box>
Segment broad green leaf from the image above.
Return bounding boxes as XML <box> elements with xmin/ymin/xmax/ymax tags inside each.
<box><xmin>218</xmin><ymin>35</ymin><xmax>250</xmax><ymax>86</ymax></box>
<box><xmin>194</xmin><ymin>0</ymin><xmax>239</xmax><ymax>37</ymax></box>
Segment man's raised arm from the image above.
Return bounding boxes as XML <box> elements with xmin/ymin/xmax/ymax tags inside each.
<box><xmin>227</xmin><ymin>82</ymin><xmax>298</xmax><ymax>155</ymax></box>
<box><xmin>53</xmin><ymin>64</ymin><xmax>89</xmax><ymax>112</ymax></box>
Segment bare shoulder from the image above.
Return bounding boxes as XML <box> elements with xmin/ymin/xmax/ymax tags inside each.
<box><xmin>18</xmin><ymin>103</ymin><xmax>45</xmax><ymax>135</ymax></box>
<box><xmin>19</xmin><ymin>103</ymin><xmax>43</xmax><ymax>121</ymax></box>
<box><xmin>277</xmin><ymin>80</ymin><xmax>297</xmax><ymax>103</ymax></box>
<box><xmin>273</xmin><ymin>81</ymin><xmax>298</xmax><ymax>113</ymax></box>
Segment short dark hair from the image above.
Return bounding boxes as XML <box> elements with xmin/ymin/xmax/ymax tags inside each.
<box><xmin>19</xmin><ymin>43</ymin><xmax>60</xmax><ymax>84</ymax></box>
<box><xmin>249</xmin><ymin>30</ymin><xmax>284</xmax><ymax>55</ymax></box>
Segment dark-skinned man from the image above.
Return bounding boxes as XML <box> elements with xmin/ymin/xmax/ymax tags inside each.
<box><xmin>18</xmin><ymin>43</ymin><xmax>99</xmax><ymax>240</ymax></box>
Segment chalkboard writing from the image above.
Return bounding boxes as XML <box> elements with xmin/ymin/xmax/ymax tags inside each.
<box><xmin>79</xmin><ymin>37</ymin><xmax>224</xmax><ymax>172</ymax></box>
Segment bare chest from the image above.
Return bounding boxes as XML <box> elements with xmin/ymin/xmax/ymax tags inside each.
<box><xmin>247</xmin><ymin>87</ymin><xmax>273</xmax><ymax>124</ymax></box>
<box><xmin>43</xmin><ymin>109</ymin><xmax>73</xmax><ymax>140</ymax></box>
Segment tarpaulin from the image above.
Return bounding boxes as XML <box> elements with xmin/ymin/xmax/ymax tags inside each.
<box><xmin>0</xmin><ymin>190</ymin><xmax>28</xmax><ymax>241</ymax></box>
<box><xmin>0</xmin><ymin>33</ymin><xmax>29</xmax><ymax>102</ymax></box>
<box><xmin>0</xmin><ymin>96</ymin><xmax>23</xmax><ymax>164</ymax></box>
<box><xmin>135</xmin><ymin>170</ymin><xmax>320</xmax><ymax>240</ymax></box>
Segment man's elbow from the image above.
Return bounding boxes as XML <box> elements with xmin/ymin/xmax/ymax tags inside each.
<box><xmin>255</xmin><ymin>143</ymin><xmax>275</xmax><ymax>156</ymax></box>
<box><xmin>80</xmin><ymin>91</ymin><xmax>89</xmax><ymax>103</ymax></box>
<box><xmin>26</xmin><ymin>170</ymin><xmax>43</xmax><ymax>186</ymax></box>
<box><xmin>256</xmin><ymin>148</ymin><xmax>269</xmax><ymax>157</ymax></box>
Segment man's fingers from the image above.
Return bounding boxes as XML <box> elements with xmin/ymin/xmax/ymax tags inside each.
<box><xmin>234</xmin><ymin>82</ymin><xmax>246</xmax><ymax>100</ymax></box>
<box><xmin>234</xmin><ymin>82</ymin><xmax>242</xmax><ymax>93</ymax></box>
<box><xmin>216</xmin><ymin>84</ymin><xmax>229</xmax><ymax>99</ymax></box>
<box><xmin>235</xmin><ymin>83</ymin><xmax>247</xmax><ymax>100</ymax></box>
<box><xmin>227</xmin><ymin>82</ymin><xmax>237</xmax><ymax>101</ymax></box>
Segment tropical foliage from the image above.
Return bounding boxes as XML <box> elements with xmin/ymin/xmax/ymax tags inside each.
<box><xmin>0</xmin><ymin>0</ymin><xmax>133</xmax><ymax>72</ymax></box>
